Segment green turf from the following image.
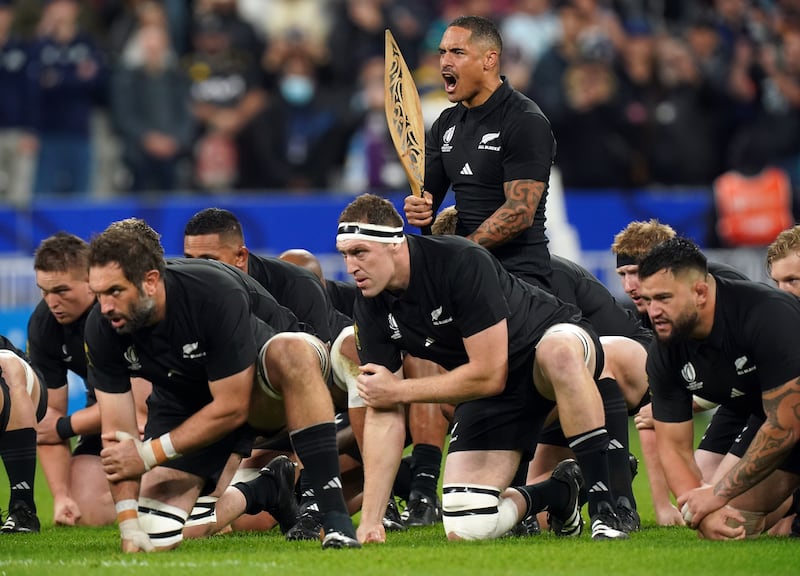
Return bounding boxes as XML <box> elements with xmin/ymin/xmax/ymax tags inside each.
<box><xmin>0</xmin><ymin>419</ymin><xmax>797</xmax><ymax>575</ymax></box>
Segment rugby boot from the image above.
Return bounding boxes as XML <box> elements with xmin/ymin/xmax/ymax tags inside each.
<box><xmin>401</xmin><ymin>490</ymin><xmax>442</xmax><ymax>527</ymax></box>
<box><xmin>615</xmin><ymin>497</ymin><xmax>640</xmax><ymax>533</ymax></box>
<box><xmin>259</xmin><ymin>455</ymin><xmax>299</xmax><ymax>534</ymax></box>
<box><xmin>548</xmin><ymin>458</ymin><xmax>584</xmax><ymax>537</ymax></box>
<box><xmin>383</xmin><ymin>495</ymin><xmax>406</xmax><ymax>531</ymax></box>
<box><xmin>590</xmin><ymin>500</ymin><xmax>630</xmax><ymax>540</ymax></box>
<box><xmin>1</xmin><ymin>501</ymin><xmax>40</xmax><ymax>534</ymax></box>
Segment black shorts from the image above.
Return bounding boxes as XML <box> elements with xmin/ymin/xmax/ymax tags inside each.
<box><xmin>73</xmin><ymin>433</ymin><xmax>102</xmax><ymax>456</ymax></box>
<box><xmin>448</xmin><ymin>348</ymin><xmax>552</xmax><ymax>463</ymax></box>
<box><xmin>145</xmin><ymin>407</ymin><xmax>248</xmax><ymax>495</ymax></box>
<box><xmin>727</xmin><ymin>414</ymin><xmax>800</xmax><ymax>475</ymax></box>
<box><xmin>537</xmin><ymin>420</ymin><xmax>567</xmax><ymax>447</ymax></box>
<box><xmin>697</xmin><ymin>405</ymin><xmax>750</xmax><ymax>455</ymax></box>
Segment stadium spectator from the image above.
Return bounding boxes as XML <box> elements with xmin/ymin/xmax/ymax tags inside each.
<box><xmin>111</xmin><ymin>22</ymin><xmax>193</xmax><ymax>192</ymax></box>
<box><xmin>646</xmin><ymin>34</ymin><xmax>727</xmax><ymax>185</ymax></box>
<box><xmin>0</xmin><ymin>0</ymin><xmax>36</xmax><ymax>206</ymax></box>
<box><xmin>726</xmin><ymin>22</ymin><xmax>800</xmax><ymax>177</ymax></box>
<box><xmin>195</xmin><ymin>0</ymin><xmax>263</xmax><ymax>57</ymax></box>
<box><xmin>27</xmin><ymin>0</ymin><xmax>106</xmax><ymax>197</ymax></box>
<box><xmin>259</xmin><ymin>47</ymin><xmax>349</xmax><ymax>191</ymax></box>
<box><xmin>339</xmin><ymin>56</ymin><xmax>409</xmax><ymax>193</ymax></box>
<box><xmin>254</xmin><ymin>0</ymin><xmax>332</xmax><ymax>84</ymax></box>
<box><xmin>184</xmin><ymin>12</ymin><xmax>271</xmax><ymax>191</ymax></box>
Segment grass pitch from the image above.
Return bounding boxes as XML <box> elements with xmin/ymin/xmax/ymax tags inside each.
<box><xmin>0</xmin><ymin>421</ymin><xmax>797</xmax><ymax>576</ymax></box>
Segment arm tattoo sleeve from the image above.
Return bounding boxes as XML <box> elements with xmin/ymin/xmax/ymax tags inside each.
<box><xmin>469</xmin><ymin>180</ymin><xmax>544</xmax><ymax>248</ymax></box>
<box><xmin>713</xmin><ymin>377</ymin><xmax>800</xmax><ymax>500</ymax></box>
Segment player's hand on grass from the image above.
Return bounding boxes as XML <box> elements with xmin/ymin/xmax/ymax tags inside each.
<box><xmin>696</xmin><ymin>506</ymin><xmax>746</xmax><ymax>540</ymax></box>
<box><xmin>119</xmin><ymin>518</ymin><xmax>155</xmax><ymax>553</ymax></box>
<box><xmin>654</xmin><ymin>503</ymin><xmax>685</xmax><ymax>527</ymax></box>
<box><xmin>678</xmin><ymin>484</ymin><xmax>728</xmax><ymax>529</ymax></box>
<box><xmin>53</xmin><ymin>496</ymin><xmax>82</xmax><ymax>526</ymax></box>
<box><xmin>357</xmin><ymin>522</ymin><xmax>386</xmax><ymax>544</ymax></box>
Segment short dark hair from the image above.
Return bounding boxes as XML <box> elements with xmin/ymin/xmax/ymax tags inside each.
<box><xmin>184</xmin><ymin>208</ymin><xmax>244</xmax><ymax>243</ymax></box>
<box><xmin>638</xmin><ymin>237</ymin><xmax>708</xmax><ymax>281</ymax></box>
<box><xmin>449</xmin><ymin>15</ymin><xmax>502</xmax><ymax>54</ymax></box>
<box><xmin>338</xmin><ymin>193</ymin><xmax>404</xmax><ymax>228</ymax></box>
<box><xmin>88</xmin><ymin>218</ymin><xmax>165</xmax><ymax>285</ymax></box>
<box><xmin>34</xmin><ymin>232</ymin><xmax>89</xmax><ymax>273</ymax></box>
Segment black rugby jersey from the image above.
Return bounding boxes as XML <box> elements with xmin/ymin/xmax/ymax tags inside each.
<box><xmin>247</xmin><ymin>253</ymin><xmax>333</xmax><ymax>343</ymax></box>
<box><xmin>87</xmin><ymin>259</ymin><xmax>296</xmax><ymax>411</ymax></box>
<box><xmin>551</xmin><ymin>255</ymin><xmax>651</xmax><ymax>347</ymax></box>
<box><xmin>647</xmin><ymin>277</ymin><xmax>800</xmax><ymax>423</ymax></box>
<box><xmin>425</xmin><ymin>79</ymin><xmax>555</xmax><ymax>287</ymax></box>
<box><xmin>353</xmin><ymin>235</ymin><xmax>581</xmax><ymax>374</ymax></box>
<box><xmin>27</xmin><ymin>299</ymin><xmax>94</xmax><ymax>403</ymax></box>
<box><xmin>326</xmin><ymin>279</ymin><xmax>358</xmax><ymax>319</ymax></box>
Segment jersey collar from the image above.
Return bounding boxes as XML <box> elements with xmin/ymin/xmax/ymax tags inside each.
<box><xmin>458</xmin><ymin>76</ymin><xmax>513</xmax><ymax>121</ymax></box>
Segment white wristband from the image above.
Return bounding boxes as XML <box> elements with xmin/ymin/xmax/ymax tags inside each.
<box><xmin>159</xmin><ymin>433</ymin><xmax>180</xmax><ymax>460</ymax></box>
<box><xmin>139</xmin><ymin>433</ymin><xmax>181</xmax><ymax>471</ymax></box>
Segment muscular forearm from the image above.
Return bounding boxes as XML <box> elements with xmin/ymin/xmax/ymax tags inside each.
<box><xmin>639</xmin><ymin>429</ymin><xmax>678</xmax><ymax>510</ymax></box>
<box><xmin>38</xmin><ymin>443</ymin><xmax>74</xmax><ymax>499</ymax></box>
<box><xmin>70</xmin><ymin>404</ymin><xmax>102</xmax><ymax>436</ymax></box>
<box><xmin>398</xmin><ymin>362</ymin><xmax>504</xmax><ymax>405</ymax></box>
<box><xmin>656</xmin><ymin>426</ymin><xmax>703</xmax><ymax>498</ymax></box>
<box><xmin>714</xmin><ymin>422</ymin><xmax>794</xmax><ymax>501</ymax></box>
<box><xmin>167</xmin><ymin>400</ymin><xmax>247</xmax><ymax>456</ymax></box>
<box><xmin>466</xmin><ymin>180</ymin><xmax>542</xmax><ymax>248</ymax></box>
<box><xmin>360</xmin><ymin>406</ymin><xmax>406</xmax><ymax>527</ymax></box>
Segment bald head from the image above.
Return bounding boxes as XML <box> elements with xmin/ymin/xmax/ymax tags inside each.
<box><xmin>278</xmin><ymin>248</ymin><xmax>324</xmax><ymax>283</ymax></box>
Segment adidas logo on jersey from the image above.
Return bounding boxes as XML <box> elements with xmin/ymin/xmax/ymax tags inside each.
<box><xmin>460</xmin><ymin>163</ymin><xmax>473</xmax><ymax>175</ymax></box>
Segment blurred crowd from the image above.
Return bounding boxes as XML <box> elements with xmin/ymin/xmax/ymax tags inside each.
<box><xmin>1</xmin><ymin>0</ymin><xmax>800</xmax><ymax>203</ymax></box>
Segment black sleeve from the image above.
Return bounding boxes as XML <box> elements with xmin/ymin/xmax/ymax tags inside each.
<box><xmin>502</xmin><ymin>112</ymin><xmax>554</xmax><ymax>184</ymax></box>
<box><xmin>353</xmin><ymin>297</ymin><xmax>402</xmax><ymax>373</ymax></box>
<box><xmin>647</xmin><ymin>343</ymin><xmax>693</xmax><ymax>423</ymax></box>
<box><xmin>26</xmin><ymin>304</ymin><xmax>68</xmax><ymax>389</ymax></box>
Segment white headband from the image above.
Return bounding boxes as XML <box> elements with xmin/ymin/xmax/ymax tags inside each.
<box><xmin>336</xmin><ymin>222</ymin><xmax>406</xmax><ymax>244</ymax></box>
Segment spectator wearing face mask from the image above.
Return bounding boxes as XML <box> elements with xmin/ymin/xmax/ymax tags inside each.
<box><xmin>260</xmin><ymin>48</ymin><xmax>350</xmax><ymax>191</ymax></box>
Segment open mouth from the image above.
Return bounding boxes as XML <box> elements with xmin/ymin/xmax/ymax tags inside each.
<box><xmin>442</xmin><ymin>71</ymin><xmax>457</xmax><ymax>93</ymax></box>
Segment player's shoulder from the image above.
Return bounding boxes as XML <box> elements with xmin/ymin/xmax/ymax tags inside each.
<box><xmin>27</xmin><ymin>299</ymin><xmax>55</xmax><ymax>332</ymax></box>
<box><xmin>167</xmin><ymin>257</ymin><xmax>247</xmax><ymax>286</ymax></box>
<box><xmin>708</xmin><ymin>260</ymin><xmax>749</xmax><ymax>281</ymax></box>
<box><xmin>254</xmin><ymin>253</ymin><xmax>319</xmax><ymax>283</ymax></box>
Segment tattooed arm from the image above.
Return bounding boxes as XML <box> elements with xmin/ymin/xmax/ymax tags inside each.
<box><xmin>714</xmin><ymin>377</ymin><xmax>800</xmax><ymax>499</ymax></box>
<box><xmin>466</xmin><ymin>179</ymin><xmax>544</xmax><ymax>248</ymax></box>
<box><xmin>678</xmin><ymin>376</ymin><xmax>800</xmax><ymax>530</ymax></box>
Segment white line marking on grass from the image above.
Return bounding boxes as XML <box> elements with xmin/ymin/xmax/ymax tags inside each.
<box><xmin>0</xmin><ymin>559</ymin><xmax>279</xmax><ymax>569</ymax></box>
